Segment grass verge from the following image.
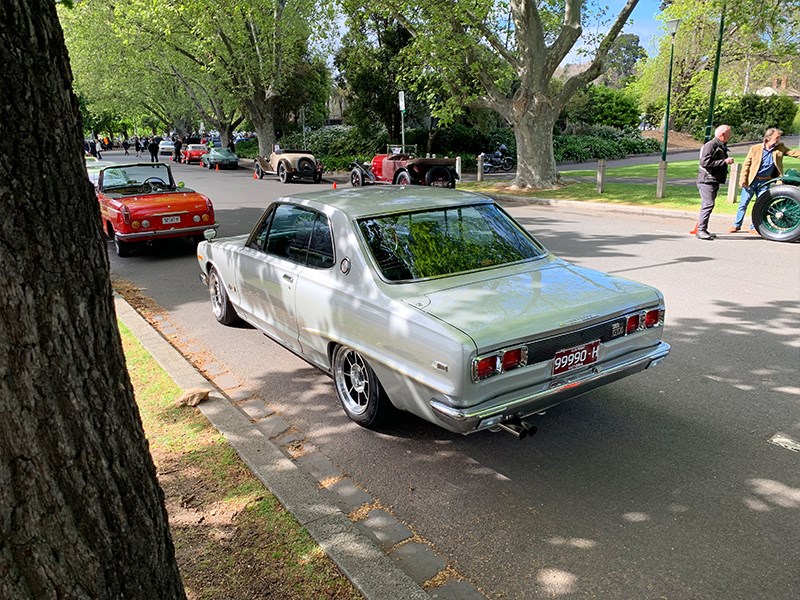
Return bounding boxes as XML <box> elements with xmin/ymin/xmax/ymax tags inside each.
<box><xmin>458</xmin><ymin>180</ymin><xmax>740</xmax><ymax>214</ymax></box>
<box><xmin>120</xmin><ymin>320</ymin><xmax>361</xmax><ymax>600</ymax></box>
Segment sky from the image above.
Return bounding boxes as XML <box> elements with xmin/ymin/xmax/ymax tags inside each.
<box><xmin>612</xmin><ymin>0</ymin><xmax>666</xmax><ymax>55</ymax></box>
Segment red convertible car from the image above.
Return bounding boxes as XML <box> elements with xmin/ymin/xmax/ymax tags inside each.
<box><xmin>181</xmin><ymin>143</ymin><xmax>209</xmax><ymax>164</ymax></box>
<box><xmin>96</xmin><ymin>163</ymin><xmax>218</xmax><ymax>257</ymax></box>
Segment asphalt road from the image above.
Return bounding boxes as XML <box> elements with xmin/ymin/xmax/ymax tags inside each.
<box><xmin>106</xmin><ymin>152</ymin><xmax>800</xmax><ymax>599</ymax></box>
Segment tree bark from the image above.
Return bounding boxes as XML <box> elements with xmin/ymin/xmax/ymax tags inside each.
<box><xmin>511</xmin><ymin>103</ymin><xmax>560</xmax><ymax>189</ymax></box>
<box><xmin>0</xmin><ymin>2</ymin><xmax>186</xmax><ymax>599</ymax></box>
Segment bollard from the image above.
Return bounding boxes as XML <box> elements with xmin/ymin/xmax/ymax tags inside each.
<box><xmin>596</xmin><ymin>159</ymin><xmax>606</xmax><ymax>194</ymax></box>
<box><xmin>477</xmin><ymin>153</ymin><xmax>484</xmax><ymax>182</ymax></box>
<box><xmin>727</xmin><ymin>162</ymin><xmax>739</xmax><ymax>203</ymax></box>
<box><xmin>656</xmin><ymin>160</ymin><xmax>668</xmax><ymax>199</ymax></box>
<box><xmin>455</xmin><ymin>156</ymin><xmax>462</xmax><ymax>183</ymax></box>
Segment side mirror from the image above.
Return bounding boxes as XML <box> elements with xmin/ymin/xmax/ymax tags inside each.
<box><xmin>203</xmin><ymin>229</ymin><xmax>217</xmax><ymax>241</ymax></box>
<box><xmin>177</xmin><ymin>181</ymin><xmax>185</xmax><ymax>188</ymax></box>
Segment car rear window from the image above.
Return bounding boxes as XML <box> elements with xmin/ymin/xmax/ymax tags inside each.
<box><xmin>358</xmin><ymin>203</ymin><xmax>545</xmax><ymax>282</ymax></box>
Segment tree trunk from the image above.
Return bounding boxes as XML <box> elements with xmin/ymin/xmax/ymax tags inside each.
<box><xmin>0</xmin><ymin>2</ymin><xmax>186</xmax><ymax>599</ymax></box>
<box><xmin>244</xmin><ymin>96</ymin><xmax>277</xmax><ymax>156</ymax></box>
<box><xmin>512</xmin><ymin>108</ymin><xmax>560</xmax><ymax>189</ymax></box>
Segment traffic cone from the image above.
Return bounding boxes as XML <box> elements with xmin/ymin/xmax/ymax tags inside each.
<box><xmin>215</xmin><ymin>164</ymin><xmax>219</xmax><ymax>172</ymax></box>
<box><xmin>689</xmin><ymin>222</ymin><xmax>698</xmax><ymax>235</ymax></box>
<box><xmin>332</xmin><ymin>181</ymin><xmax>337</xmax><ymax>190</ymax></box>
<box><xmin>252</xmin><ymin>169</ymin><xmax>257</xmax><ymax>180</ymax></box>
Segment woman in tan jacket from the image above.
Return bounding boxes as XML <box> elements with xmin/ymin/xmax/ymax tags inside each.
<box><xmin>732</xmin><ymin>128</ymin><xmax>800</xmax><ymax>232</ymax></box>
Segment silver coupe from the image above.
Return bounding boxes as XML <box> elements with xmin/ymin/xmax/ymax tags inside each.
<box><xmin>197</xmin><ymin>187</ymin><xmax>670</xmax><ymax>437</ymax></box>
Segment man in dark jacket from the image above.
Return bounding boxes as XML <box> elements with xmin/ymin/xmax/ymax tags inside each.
<box><xmin>147</xmin><ymin>139</ymin><xmax>159</xmax><ymax>163</ymax></box>
<box><xmin>695</xmin><ymin>124</ymin><xmax>734</xmax><ymax>240</ymax></box>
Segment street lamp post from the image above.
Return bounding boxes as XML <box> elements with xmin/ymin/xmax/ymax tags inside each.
<box><xmin>656</xmin><ymin>18</ymin><xmax>681</xmax><ymax>199</ymax></box>
<box><xmin>704</xmin><ymin>1</ymin><xmax>727</xmax><ymax>142</ymax></box>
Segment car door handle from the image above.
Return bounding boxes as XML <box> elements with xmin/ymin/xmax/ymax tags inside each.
<box><xmin>282</xmin><ymin>274</ymin><xmax>294</xmax><ymax>283</ymax></box>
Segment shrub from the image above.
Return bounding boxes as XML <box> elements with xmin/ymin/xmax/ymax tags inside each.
<box><xmin>234</xmin><ymin>138</ymin><xmax>258</xmax><ymax>159</ymax></box>
<box><xmin>560</xmin><ymin>85</ymin><xmax>640</xmax><ymax>129</ymax></box>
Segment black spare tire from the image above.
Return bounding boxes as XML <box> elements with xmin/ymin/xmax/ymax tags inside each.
<box><xmin>297</xmin><ymin>157</ymin><xmax>316</xmax><ymax>177</ymax></box>
<box><xmin>752</xmin><ymin>184</ymin><xmax>800</xmax><ymax>242</ymax></box>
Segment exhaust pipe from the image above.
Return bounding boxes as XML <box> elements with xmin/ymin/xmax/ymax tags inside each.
<box><xmin>496</xmin><ymin>419</ymin><xmax>537</xmax><ymax>440</ymax></box>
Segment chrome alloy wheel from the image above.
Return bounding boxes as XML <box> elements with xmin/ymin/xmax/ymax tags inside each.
<box><xmin>209</xmin><ymin>270</ymin><xmax>225</xmax><ymax>319</ymax></box>
<box><xmin>334</xmin><ymin>348</ymin><xmax>371</xmax><ymax>416</ymax></box>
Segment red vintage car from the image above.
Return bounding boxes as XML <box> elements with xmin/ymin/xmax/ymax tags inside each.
<box><xmin>181</xmin><ymin>143</ymin><xmax>209</xmax><ymax>164</ymax></box>
<box><xmin>349</xmin><ymin>145</ymin><xmax>459</xmax><ymax>188</ymax></box>
<box><xmin>96</xmin><ymin>163</ymin><xmax>218</xmax><ymax>257</ymax></box>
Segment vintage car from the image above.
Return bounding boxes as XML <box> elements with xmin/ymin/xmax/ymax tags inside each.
<box><xmin>255</xmin><ymin>145</ymin><xmax>323</xmax><ymax>183</ymax></box>
<box><xmin>196</xmin><ymin>187</ymin><xmax>670</xmax><ymax>437</ymax></box>
<box><xmin>181</xmin><ymin>144</ymin><xmax>209</xmax><ymax>164</ymax></box>
<box><xmin>96</xmin><ymin>163</ymin><xmax>218</xmax><ymax>257</ymax></box>
<box><xmin>85</xmin><ymin>157</ymin><xmax>116</xmax><ymax>186</ymax></box>
<box><xmin>158</xmin><ymin>140</ymin><xmax>175</xmax><ymax>156</ymax></box>
<box><xmin>200</xmin><ymin>147</ymin><xmax>239</xmax><ymax>170</ymax></box>
<box><xmin>350</xmin><ymin>145</ymin><xmax>459</xmax><ymax>188</ymax></box>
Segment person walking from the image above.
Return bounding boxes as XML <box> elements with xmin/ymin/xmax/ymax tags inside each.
<box><xmin>122</xmin><ymin>139</ymin><xmax>130</xmax><ymax>155</ymax></box>
<box><xmin>147</xmin><ymin>139</ymin><xmax>159</xmax><ymax>163</ymax></box>
<box><xmin>695</xmin><ymin>124</ymin><xmax>734</xmax><ymax>240</ymax></box>
<box><xmin>134</xmin><ymin>138</ymin><xmax>141</xmax><ymax>158</ymax></box>
<box><xmin>94</xmin><ymin>138</ymin><xmax>103</xmax><ymax>160</ymax></box>
<box><xmin>731</xmin><ymin>128</ymin><xmax>800</xmax><ymax>233</ymax></box>
<box><xmin>173</xmin><ymin>137</ymin><xmax>183</xmax><ymax>163</ymax></box>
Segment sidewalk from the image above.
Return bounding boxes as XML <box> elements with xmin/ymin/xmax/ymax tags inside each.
<box><xmin>116</xmin><ymin>296</ymin><xmax>486</xmax><ymax>600</ymax></box>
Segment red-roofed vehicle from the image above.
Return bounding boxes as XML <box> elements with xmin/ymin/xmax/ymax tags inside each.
<box><xmin>349</xmin><ymin>145</ymin><xmax>459</xmax><ymax>188</ymax></box>
<box><xmin>96</xmin><ymin>163</ymin><xmax>218</xmax><ymax>257</ymax></box>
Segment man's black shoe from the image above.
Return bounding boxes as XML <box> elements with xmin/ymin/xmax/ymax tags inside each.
<box><xmin>696</xmin><ymin>230</ymin><xmax>714</xmax><ymax>240</ymax></box>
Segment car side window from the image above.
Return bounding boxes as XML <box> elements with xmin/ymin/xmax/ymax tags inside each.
<box><xmin>265</xmin><ymin>204</ymin><xmax>315</xmax><ymax>265</ymax></box>
<box><xmin>247</xmin><ymin>207</ymin><xmax>275</xmax><ymax>251</ymax></box>
<box><xmin>306</xmin><ymin>214</ymin><xmax>334</xmax><ymax>269</ymax></box>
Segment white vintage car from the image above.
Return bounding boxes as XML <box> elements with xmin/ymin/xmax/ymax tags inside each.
<box><xmin>197</xmin><ymin>187</ymin><xmax>669</xmax><ymax>437</ymax></box>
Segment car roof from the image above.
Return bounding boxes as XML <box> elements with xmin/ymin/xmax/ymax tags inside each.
<box><xmin>283</xmin><ymin>186</ymin><xmax>493</xmax><ymax>219</ymax></box>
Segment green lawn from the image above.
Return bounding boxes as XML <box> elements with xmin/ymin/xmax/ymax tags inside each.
<box><xmin>562</xmin><ymin>153</ymin><xmax>800</xmax><ymax>179</ymax></box>
<box><xmin>458</xmin><ymin>180</ymin><xmax>742</xmax><ymax>214</ymax></box>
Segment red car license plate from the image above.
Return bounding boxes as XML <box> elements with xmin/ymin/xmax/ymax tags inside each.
<box><xmin>162</xmin><ymin>216</ymin><xmax>181</xmax><ymax>225</ymax></box>
<box><xmin>552</xmin><ymin>340</ymin><xmax>600</xmax><ymax>375</ymax></box>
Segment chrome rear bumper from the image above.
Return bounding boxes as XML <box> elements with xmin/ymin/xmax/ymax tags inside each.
<box><xmin>430</xmin><ymin>342</ymin><xmax>670</xmax><ymax>434</ymax></box>
<box><xmin>116</xmin><ymin>224</ymin><xmax>218</xmax><ymax>241</ymax></box>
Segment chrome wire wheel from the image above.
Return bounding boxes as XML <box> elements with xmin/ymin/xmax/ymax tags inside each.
<box><xmin>334</xmin><ymin>348</ymin><xmax>371</xmax><ymax>416</ymax></box>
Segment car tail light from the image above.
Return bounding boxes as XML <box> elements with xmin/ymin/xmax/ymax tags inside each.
<box><xmin>645</xmin><ymin>309</ymin><xmax>663</xmax><ymax>328</ymax></box>
<box><xmin>131</xmin><ymin>221</ymin><xmax>141</xmax><ymax>230</ymax></box>
<box><xmin>193</xmin><ymin>215</ymin><xmax>201</xmax><ymax>223</ymax></box>
<box><xmin>201</xmin><ymin>214</ymin><xmax>210</xmax><ymax>222</ymax></box>
<box><xmin>204</xmin><ymin>197</ymin><xmax>214</xmax><ymax>223</ymax></box>
<box><xmin>141</xmin><ymin>220</ymin><xmax>150</xmax><ymax>228</ymax></box>
<box><xmin>626</xmin><ymin>314</ymin><xmax>640</xmax><ymax>334</ymax></box>
<box><xmin>501</xmin><ymin>347</ymin><xmax>527</xmax><ymax>372</ymax></box>
<box><xmin>472</xmin><ymin>345</ymin><xmax>528</xmax><ymax>382</ymax></box>
<box><xmin>121</xmin><ymin>205</ymin><xmax>131</xmax><ymax>224</ymax></box>
<box><xmin>473</xmin><ymin>356</ymin><xmax>498</xmax><ymax>381</ymax></box>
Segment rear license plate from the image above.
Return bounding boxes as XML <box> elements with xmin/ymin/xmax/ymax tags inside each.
<box><xmin>552</xmin><ymin>340</ymin><xmax>600</xmax><ymax>375</ymax></box>
<box><xmin>162</xmin><ymin>216</ymin><xmax>181</xmax><ymax>224</ymax></box>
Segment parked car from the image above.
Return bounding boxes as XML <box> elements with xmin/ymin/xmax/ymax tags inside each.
<box><xmin>96</xmin><ymin>163</ymin><xmax>218</xmax><ymax>257</ymax></box>
<box><xmin>181</xmin><ymin>144</ymin><xmax>209</xmax><ymax>164</ymax></box>
<box><xmin>255</xmin><ymin>145</ymin><xmax>323</xmax><ymax>183</ymax></box>
<box><xmin>85</xmin><ymin>157</ymin><xmax>116</xmax><ymax>186</ymax></box>
<box><xmin>158</xmin><ymin>140</ymin><xmax>175</xmax><ymax>156</ymax></box>
<box><xmin>350</xmin><ymin>145</ymin><xmax>458</xmax><ymax>188</ymax></box>
<box><xmin>196</xmin><ymin>187</ymin><xmax>670</xmax><ymax>437</ymax></box>
<box><xmin>201</xmin><ymin>147</ymin><xmax>239</xmax><ymax>170</ymax></box>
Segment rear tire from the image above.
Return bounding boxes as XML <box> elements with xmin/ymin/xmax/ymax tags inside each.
<box><xmin>278</xmin><ymin>162</ymin><xmax>291</xmax><ymax>183</ymax></box>
<box><xmin>114</xmin><ymin>236</ymin><xmax>133</xmax><ymax>258</ymax></box>
<box><xmin>208</xmin><ymin>267</ymin><xmax>240</xmax><ymax>325</ymax></box>
<box><xmin>752</xmin><ymin>185</ymin><xmax>800</xmax><ymax>242</ymax></box>
<box><xmin>425</xmin><ymin>166</ymin><xmax>452</xmax><ymax>188</ymax></box>
<box><xmin>332</xmin><ymin>345</ymin><xmax>393</xmax><ymax>428</ymax></box>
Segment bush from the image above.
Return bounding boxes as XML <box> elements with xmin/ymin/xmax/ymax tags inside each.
<box><xmin>234</xmin><ymin>138</ymin><xmax>258</xmax><ymax>159</ymax></box>
<box><xmin>560</xmin><ymin>85</ymin><xmax>640</xmax><ymax>130</ymax></box>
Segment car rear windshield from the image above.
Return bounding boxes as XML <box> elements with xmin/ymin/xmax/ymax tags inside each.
<box><xmin>358</xmin><ymin>203</ymin><xmax>545</xmax><ymax>282</ymax></box>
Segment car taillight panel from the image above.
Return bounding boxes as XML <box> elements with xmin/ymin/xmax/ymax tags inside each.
<box><xmin>472</xmin><ymin>345</ymin><xmax>528</xmax><ymax>382</ymax></box>
<box><xmin>120</xmin><ymin>205</ymin><xmax>131</xmax><ymax>224</ymax></box>
<box><xmin>625</xmin><ymin>307</ymin><xmax>664</xmax><ymax>335</ymax></box>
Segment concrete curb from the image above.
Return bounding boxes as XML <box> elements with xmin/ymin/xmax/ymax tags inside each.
<box><xmin>115</xmin><ymin>296</ymin><xmax>430</xmax><ymax>600</ymax></box>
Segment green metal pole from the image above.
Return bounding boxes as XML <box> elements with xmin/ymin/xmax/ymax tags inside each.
<box><xmin>662</xmin><ymin>37</ymin><xmax>676</xmax><ymax>162</ymax></box>
<box><xmin>704</xmin><ymin>0</ymin><xmax>726</xmax><ymax>142</ymax></box>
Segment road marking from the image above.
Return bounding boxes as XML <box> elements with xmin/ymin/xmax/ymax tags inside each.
<box><xmin>768</xmin><ymin>433</ymin><xmax>800</xmax><ymax>453</ymax></box>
